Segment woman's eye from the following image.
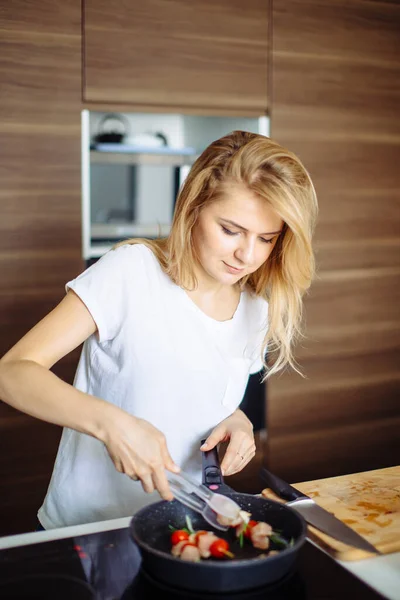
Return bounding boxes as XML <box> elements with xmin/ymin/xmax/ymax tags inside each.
<box><xmin>261</xmin><ymin>237</ymin><xmax>274</xmax><ymax>244</ymax></box>
<box><xmin>221</xmin><ymin>225</ymin><xmax>237</xmax><ymax>236</ymax></box>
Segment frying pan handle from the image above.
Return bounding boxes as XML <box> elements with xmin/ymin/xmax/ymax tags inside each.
<box><xmin>201</xmin><ymin>439</ymin><xmax>234</xmax><ymax>493</ymax></box>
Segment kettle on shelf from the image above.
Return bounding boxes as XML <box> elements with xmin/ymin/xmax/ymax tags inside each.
<box><xmin>93</xmin><ymin>113</ymin><xmax>130</xmax><ymax>145</ymax></box>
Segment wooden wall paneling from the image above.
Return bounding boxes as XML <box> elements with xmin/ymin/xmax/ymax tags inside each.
<box><xmin>0</xmin><ymin>411</ymin><xmax>64</xmax><ymax>536</ymax></box>
<box><xmin>268</xmin><ymin>418</ymin><xmax>400</xmax><ymax>485</ymax></box>
<box><xmin>0</xmin><ymin>0</ymin><xmax>83</xmax><ymax>535</ymax></box>
<box><xmin>83</xmin><ymin>0</ymin><xmax>270</xmax><ymax>113</ymax></box>
<box><xmin>268</xmin><ymin>0</ymin><xmax>400</xmax><ymax>482</ymax></box>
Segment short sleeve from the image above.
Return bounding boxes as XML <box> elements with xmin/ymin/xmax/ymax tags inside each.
<box><xmin>66</xmin><ymin>244</ymin><xmax>142</xmax><ymax>343</ymax></box>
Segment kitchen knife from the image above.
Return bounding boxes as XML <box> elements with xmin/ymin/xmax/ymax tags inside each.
<box><xmin>260</xmin><ymin>468</ymin><xmax>380</xmax><ymax>554</ymax></box>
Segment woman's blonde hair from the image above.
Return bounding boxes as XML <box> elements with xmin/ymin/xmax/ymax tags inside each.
<box><xmin>115</xmin><ymin>130</ymin><xmax>318</xmax><ymax>378</ymax></box>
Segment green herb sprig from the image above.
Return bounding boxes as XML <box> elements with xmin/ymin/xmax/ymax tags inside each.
<box><xmin>185</xmin><ymin>514</ymin><xmax>195</xmax><ymax>534</ymax></box>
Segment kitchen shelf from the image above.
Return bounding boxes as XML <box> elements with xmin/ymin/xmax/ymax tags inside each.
<box><xmin>88</xmin><ymin>223</ymin><xmax>172</xmax><ymax>259</ymax></box>
<box><xmin>90</xmin><ymin>150</ymin><xmax>197</xmax><ymax>167</ymax></box>
<box><xmin>91</xmin><ymin>223</ymin><xmax>171</xmax><ymax>239</ymax></box>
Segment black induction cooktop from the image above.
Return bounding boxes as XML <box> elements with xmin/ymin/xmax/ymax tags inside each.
<box><xmin>0</xmin><ymin>525</ymin><xmax>385</xmax><ymax>600</ymax></box>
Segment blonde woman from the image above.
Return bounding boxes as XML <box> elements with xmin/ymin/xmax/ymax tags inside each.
<box><xmin>0</xmin><ymin>131</ymin><xmax>318</xmax><ymax>529</ymax></box>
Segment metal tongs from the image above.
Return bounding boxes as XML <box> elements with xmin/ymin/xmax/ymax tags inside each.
<box><xmin>167</xmin><ymin>471</ymin><xmax>242</xmax><ymax>531</ymax></box>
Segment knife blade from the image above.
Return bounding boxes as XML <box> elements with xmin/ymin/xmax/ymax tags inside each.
<box><xmin>260</xmin><ymin>467</ymin><xmax>380</xmax><ymax>555</ymax></box>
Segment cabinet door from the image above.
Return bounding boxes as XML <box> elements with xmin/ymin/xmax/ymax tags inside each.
<box><xmin>268</xmin><ymin>0</ymin><xmax>400</xmax><ymax>483</ymax></box>
<box><xmin>0</xmin><ymin>0</ymin><xmax>82</xmax><ymax>535</ymax></box>
<box><xmin>83</xmin><ymin>0</ymin><xmax>270</xmax><ymax>114</ymax></box>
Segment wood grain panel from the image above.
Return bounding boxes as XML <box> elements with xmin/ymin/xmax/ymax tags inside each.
<box><xmin>0</xmin><ymin>30</ymin><xmax>81</xmax><ymax>126</ymax></box>
<box><xmin>305</xmin><ymin>271</ymin><xmax>400</xmax><ymax>329</ymax></box>
<box><xmin>0</xmin><ymin>0</ymin><xmax>82</xmax><ymax>534</ymax></box>
<box><xmin>268</xmin><ymin>0</ymin><xmax>400</xmax><ymax>482</ymax></box>
<box><xmin>273</xmin><ymin>0</ymin><xmax>399</xmax><ymax>63</ymax></box>
<box><xmin>0</xmin><ymin>415</ymin><xmax>62</xmax><ymax>535</ymax></box>
<box><xmin>314</xmin><ymin>239</ymin><xmax>400</xmax><ymax>271</ymax></box>
<box><xmin>82</xmin><ymin>101</ymin><xmax>264</xmax><ymax>118</ymax></box>
<box><xmin>298</xmin><ymin>321</ymin><xmax>400</xmax><ymax>362</ymax></box>
<box><xmin>0</xmin><ymin>0</ymin><xmax>80</xmax><ymax>33</ymax></box>
<box><xmin>0</xmin><ymin>252</ymin><xmax>82</xmax><ymax>289</ymax></box>
<box><xmin>277</xmin><ymin>138</ymin><xmax>399</xmax><ymax>191</ymax></box>
<box><xmin>83</xmin><ymin>0</ymin><xmax>270</xmax><ymax>113</ymax></box>
<box><xmin>273</xmin><ymin>104</ymin><xmax>400</xmax><ymax>141</ymax></box>
<box><xmin>269</xmin><ymin>352</ymin><xmax>399</xmax><ymax>430</ymax></box>
<box><xmin>273</xmin><ymin>56</ymin><xmax>399</xmax><ymax>122</ymax></box>
<box><xmin>268</xmin><ymin>417</ymin><xmax>400</xmax><ymax>484</ymax></box>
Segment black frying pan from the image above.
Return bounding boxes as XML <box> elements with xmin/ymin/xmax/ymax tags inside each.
<box><xmin>129</xmin><ymin>446</ymin><xmax>307</xmax><ymax>593</ymax></box>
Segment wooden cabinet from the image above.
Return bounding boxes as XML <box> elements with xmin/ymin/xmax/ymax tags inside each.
<box><xmin>0</xmin><ymin>0</ymin><xmax>83</xmax><ymax>535</ymax></box>
<box><xmin>267</xmin><ymin>0</ymin><xmax>400</xmax><ymax>483</ymax></box>
<box><xmin>83</xmin><ymin>0</ymin><xmax>270</xmax><ymax>115</ymax></box>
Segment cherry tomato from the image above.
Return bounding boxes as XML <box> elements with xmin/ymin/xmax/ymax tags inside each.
<box><xmin>171</xmin><ymin>530</ymin><xmax>189</xmax><ymax>545</ymax></box>
<box><xmin>209</xmin><ymin>538</ymin><xmax>234</xmax><ymax>559</ymax></box>
<box><xmin>244</xmin><ymin>520</ymin><xmax>258</xmax><ymax>538</ymax></box>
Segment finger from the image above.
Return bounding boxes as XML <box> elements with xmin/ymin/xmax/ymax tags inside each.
<box><xmin>153</xmin><ymin>467</ymin><xmax>174</xmax><ymax>501</ymax></box>
<box><xmin>161</xmin><ymin>442</ymin><xmax>181</xmax><ymax>474</ymax></box>
<box><xmin>113</xmin><ymin>461</ymin><xmax>123</xmax><ymax>474</ymax></box>
<box><xmin>138</xmin><ymin>472</ymin><xmax>155</xmax><ymax>494</ymax></box>
<box><xmin>228</xmin><ymin>447</ymin><xmax>256</xmax><ymax>475</ymax></box>
<box><xmin>200</xmin><ymin>426</ymin><xmax>227</xmax><ymax>451</ymax></box>
<box><xmin>221</xmin><ymin>444</ymin><xmax>255</xmax><ymax>476</ymax></box>
<box><xmin>221</xmin><ymin>454</ymin><xmax>242</xmax><ymax>476</ymax></box>
<box><xmin>220</xmin><ymin>442</ymin><xmax>244</xmax><ymax>473</ymax></box>
<box><xmin>225</xmin><ymin>453</ymin><xmax>253</xmax><ymax>476</ymax></box>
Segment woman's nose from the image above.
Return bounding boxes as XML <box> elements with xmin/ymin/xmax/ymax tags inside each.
<box><xmin>234</xmin><ymin>238</ymin><xmax>256</xmax><ymax>265</ymax></box>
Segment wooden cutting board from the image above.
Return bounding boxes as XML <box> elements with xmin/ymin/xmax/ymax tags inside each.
<box><xmin>261</xmin><ymin>465</ymin><xmax>400</xmax><ymax>561</ymax></box>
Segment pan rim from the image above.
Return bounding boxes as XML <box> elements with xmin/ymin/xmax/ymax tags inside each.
<box><xmin>129</xmin><ymin>494</ymin><xmax>307</xmax><ymax>567</ymax></box>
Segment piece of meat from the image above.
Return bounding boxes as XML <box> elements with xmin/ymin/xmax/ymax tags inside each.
<box><xmin>171</xmin><ymin>540</ymin><xmax>189</xmax><ymax>557</ymax></box>
<box><xmin>197</xmin><ymin>532</ymin><xmax>220</xmax><ymax>558</ymax></box>
<box><xmin>217</xmin><ymin>509</ymin><xmax>251</xmax><ymax>528</ymax></box>
<box><xmin>252</xmin><ymin>534</ymin><xmax>270</xmax><ymax>550</ymax></box>
<box><xmin>252</xmin><ymin>521</ymin><xmax>273</xmax><ymax>537</ymax></box>
<box><xmin>217</xmin><ymin>514</ymin><xmax>242</xmax><ymax>527</ymax></box>
<box><xmin>250</xmin><ymin>521</ymin><xmax>273</xmax><ymax>550</ymax></box>
<box><xmin>188</xmin><ymin>530</ymin><xmax>207</xmax><ymax>544</ymax></box>
<box><xmin>180</xmin><ymin>543</ymin><xmax>201</xmax><ymax>562</ymax></box>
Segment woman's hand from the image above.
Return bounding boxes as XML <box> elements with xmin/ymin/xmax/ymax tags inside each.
<box><xmin>200</xmin><ymin>409</ymin><xmax>256</xmax><ymax>476</ymax></box>
<box><xmin>99</xmin><ymin>407</ymin><xmax>180</xmax><ymax>501</ymax></box>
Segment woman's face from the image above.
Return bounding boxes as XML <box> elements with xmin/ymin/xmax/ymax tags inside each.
<box><xmin>191</xmin><ymin>183</ymin><xmax>284</xmax><ymax>288</ymax></box>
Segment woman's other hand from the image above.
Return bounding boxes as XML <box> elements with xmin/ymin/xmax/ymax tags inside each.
<box><xmin>200</xmin><ymin>409</ymin><xmax>256</xmax><ymax>476</ymax></box>
<box><xmin>100</xmin><ymin>410</ymin><xmax>180</xmax><ymax>501</ymax></box>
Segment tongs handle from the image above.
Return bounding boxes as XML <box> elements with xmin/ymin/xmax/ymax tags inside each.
<box><xmin>167</xmin><ymin>471</ymin><xmax>241</xmax><ymax>527</ymax></box>
<box><xmin>167</xmin><ymin>472</ymin><xmax>208</xmax><ymax>513</ymax></box>
<box><xmin>168</xmin><ymin>471</ymin><xmax>212</xmax><ymax>500</ymax></box>
<box><xmin>169</xmin><ymin>484</ymin><xmax>206</xmax><ymax>513</ymax></box>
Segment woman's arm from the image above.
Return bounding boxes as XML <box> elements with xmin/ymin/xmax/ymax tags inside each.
<box><xmin>0</xmin><ymin>291</ymin><xmax>179</xmax><ymax>499</ymax></box>
<box><xmin>0</xmin><ymin>291</ymin><xmax>102</xmax><ymax>433</ymax></box>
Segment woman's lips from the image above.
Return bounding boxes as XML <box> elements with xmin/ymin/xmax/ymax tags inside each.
<box><xmin>223</xmin><ymin>261</ymin><xmax>244</xmax><ymax>274</ymax></box>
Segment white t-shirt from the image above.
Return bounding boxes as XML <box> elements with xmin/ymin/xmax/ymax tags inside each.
<box><xmin>38</xmin><ymin>244</ymin><xmax>268</xmax><ymax>529</ymax></box>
